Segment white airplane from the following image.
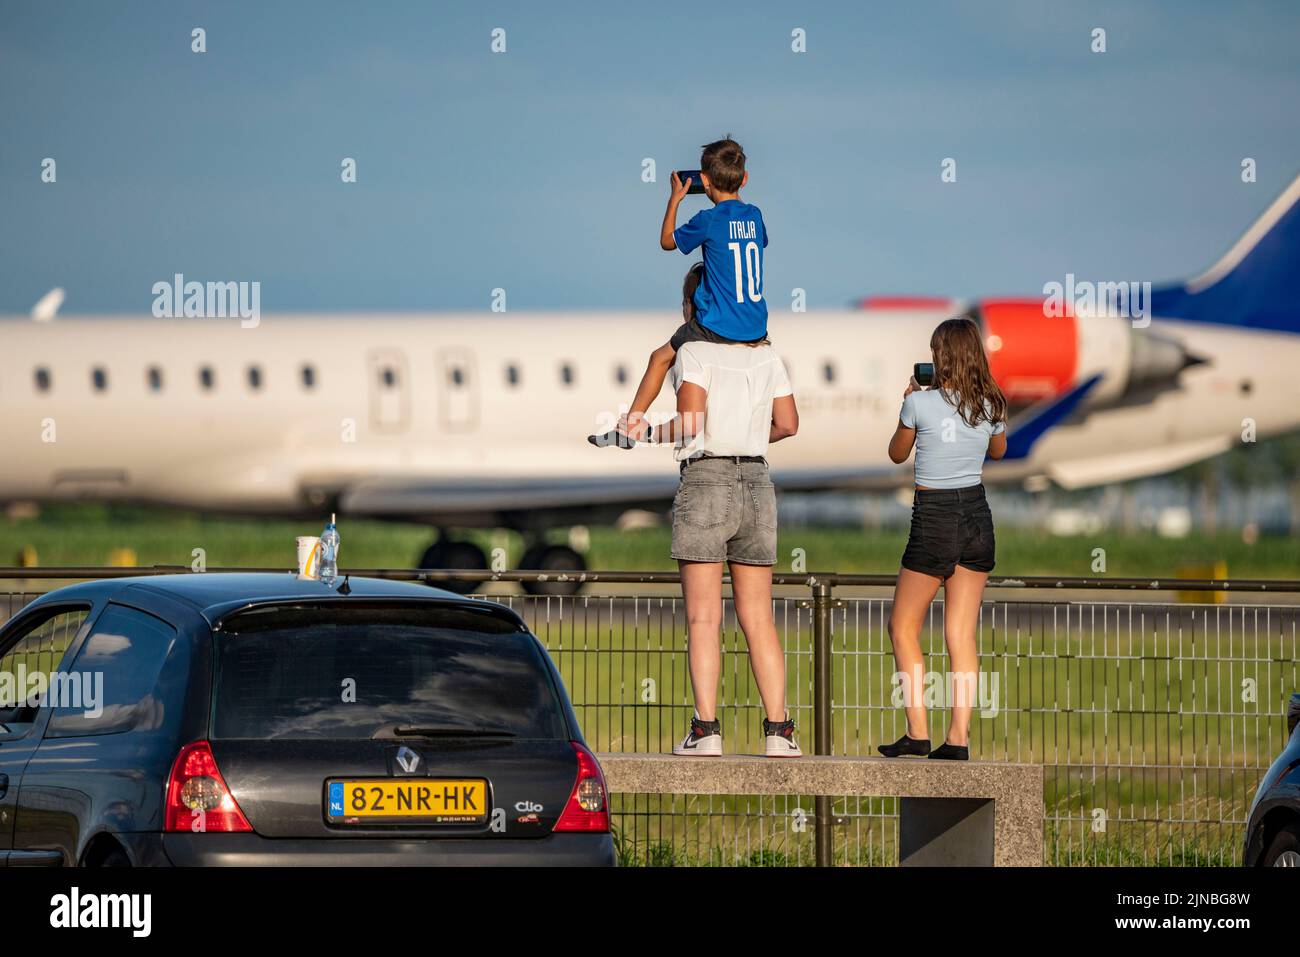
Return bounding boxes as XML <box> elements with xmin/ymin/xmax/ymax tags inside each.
<box><xmin>2</xmin><ymin>174</ymin><xmax>1298</xmax><ymax>591</ymax></box>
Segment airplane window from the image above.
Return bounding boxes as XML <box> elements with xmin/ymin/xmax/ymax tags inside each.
<box><xmin>505</xmin><ymin>363</ymin><xmax>520</xmax><ymax>387</ymax></box>
<box><xmin>199</xmin><ymin>366</ymin><xmax>215</xmax><ymax>391</ymax></box>
<box><xmin>823</xmin><ymin>362</ymin><xmax>835</xmax><ymax>384</ymax></box>
<box><xmin>301</xmin><ymin>364</ymin><xmax>316</xmax><ymax>389</ymax></box>
<box><xmin>147</xmin><ymin>366</ymin><xmax>164</xmax><ymax>392</ymax></box>
<box><xmin>247</xmin><ymin>366</ymin><xmax>262</xmax><ymax>390</ymax></box>
<box><xmin>34</xmin><ymin>367</ymin><xmax>51</xmax><ymax>392</ymax></box>
<box><xmin>92</xmin><ymin>367</ymin><xmax>108</xmax><ymax>392</ymax></box>
<box><xmin>560</xmin><ymin>363</ymin><xmax>575</xmax><ymax>387</ymax></box>
<box><xmin>615</xmin><ymin>364</ymin><xmax>629</xmax><ymax>386</ymax></box>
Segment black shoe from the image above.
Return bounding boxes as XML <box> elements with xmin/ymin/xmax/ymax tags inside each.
<box><xmin>588</xmin><ymin>429</ymin><xmax>637</xmax><ymax>449</ymax></box>
<box><xmin>877</xmin><ymin>734</ymin><xmax>930</xmax><ymax>757</ymax></box>
<box><xmin>928</xmin><ymin>742</ymin><xmax>969</xmax><ymax>761</ymax></box>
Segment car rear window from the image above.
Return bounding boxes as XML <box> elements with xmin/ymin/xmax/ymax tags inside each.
<box><xmin>212</xmin><ymin>603</ymin><xmax>566</xmax><ymax>740</ymax></box>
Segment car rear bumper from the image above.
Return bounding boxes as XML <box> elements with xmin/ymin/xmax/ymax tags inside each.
<box><xmin>144</xmin><ymin>832</ymin><xmax>615</xmax><ymax>866</ymax></box>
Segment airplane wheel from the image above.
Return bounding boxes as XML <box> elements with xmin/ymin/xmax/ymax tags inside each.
<box><xmin>518</xmin><ymin>544</ymin><xmax>547</xmax><ymax>572</ymax></box>
<box><xmin>519</xmin><ymin>545</ymin><xmax>586</xmax><ymax>596</ymax></box>
<box><xmin>417</xmin><ymin>539</ymin><xmax>487</xmax><ymax>594</ymax></box>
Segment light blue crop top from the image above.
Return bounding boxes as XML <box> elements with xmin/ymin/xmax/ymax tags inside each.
<box><xmin>900</xmin><ymin>389</ymin><xmax>1006</xmax><ymax>489</ymax></box>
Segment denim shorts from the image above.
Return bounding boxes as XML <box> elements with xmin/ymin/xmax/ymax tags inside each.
<box><xmin>670</xmin><ymin>456</ymin><xmax>777</xmax><ymax>565</ymax></box>
<box><xmin>900</xmin><ymin>484</ymin><xmax>996</xmax><ymax>578</ymax></box>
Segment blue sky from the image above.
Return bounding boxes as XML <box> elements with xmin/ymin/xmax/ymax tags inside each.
<box><xmin>2</xmin><ymin>0</ymin><xmax>1298</xmax><ymax>314</ymax></box>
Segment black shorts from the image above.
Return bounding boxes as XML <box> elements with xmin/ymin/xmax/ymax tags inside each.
<box><xmin>900</xmin><ymin>484</ymin><xmax>996</xmax><ymax>579</ymax></box>
<box><xmin>669</xmin><ymin>318</ymin><xmax>769</xmax><ymax>352</ymax></box>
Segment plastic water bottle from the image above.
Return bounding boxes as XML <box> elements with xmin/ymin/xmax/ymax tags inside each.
<box><xmin>320</xmin><ymin>513</ymin><xmax>339</xmax><ymax>586</ymax></box>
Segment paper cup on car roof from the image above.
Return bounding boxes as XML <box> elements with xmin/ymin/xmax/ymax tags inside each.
<box><xmin>296</xmin><ymin>536</ymin><xmax>322</xmax><ymax>580</ymax></box>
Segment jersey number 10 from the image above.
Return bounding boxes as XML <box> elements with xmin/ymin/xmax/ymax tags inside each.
<box><xmin>727</xmin><ymin>241</ymin><xmax>763</xmax><ymax>304</ymax></box>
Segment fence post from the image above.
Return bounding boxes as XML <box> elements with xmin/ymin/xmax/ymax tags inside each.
<box><xmin>812</xmin><ymin>578</ymin><xmax>833</xmax><ymax>867</ymax></box>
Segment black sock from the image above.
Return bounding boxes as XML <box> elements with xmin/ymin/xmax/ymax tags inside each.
<box><xmin>928</xmin><ymin>742</ymin><xmax>969</xmax><ymax>761</ymax></box>
<box><xmin>877</xmin><ymin>734</ymin><xmax>930</xmax><ymax>757</ymax></box>
<box><xmin>588</xmin><ymin>429</ymin><xmax>636</xmax><ymax>449</ymax></box>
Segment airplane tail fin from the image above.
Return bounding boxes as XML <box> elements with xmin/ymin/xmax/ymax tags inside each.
<box><xmin>1151</xmin><ymin>172</ymin><xmax>1300</xmax><ymax>333</ymax></box>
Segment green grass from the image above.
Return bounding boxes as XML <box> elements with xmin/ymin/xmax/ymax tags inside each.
<box><xmin>2</xmin><ymin>503</ymin><xmax>1293</xmax><ymax>866</ymax></box>
<box><xmin>0</xmin><ymin>609</ymin><xmax>86</xmax><ymax>675</ymax></box>
<box><xmin>509</xmin><ymin>600</ymin><xmax>1295</xmax><ymax>867</ymax></box>
<box><xmin>2</xmin><ymin>502</ymin><xmax>1298</xmax><ymax>579</ymax></box>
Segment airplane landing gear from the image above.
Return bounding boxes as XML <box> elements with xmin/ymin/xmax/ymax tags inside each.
<box><xmin>518</xmin><ymin>543</ymin><xmax>586</xmax><ymax>596</ymax></box>
<box><xmin>417</xmin><ymin>536</ymin><xmax>487</xmax><ymax>594</ymax></box>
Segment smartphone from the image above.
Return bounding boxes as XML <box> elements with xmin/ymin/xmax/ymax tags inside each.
<box><xmin>675</xmin><ymin>169</ymin><xmax>706</xmax><ymax>195</ymax></box>
<box><xmin>913</xmin><ymin>362</ymin><xmax>935</xmax><ymax>387</ymax></box>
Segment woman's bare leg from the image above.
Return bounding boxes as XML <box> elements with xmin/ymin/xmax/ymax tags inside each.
<box><xmin>940</xmin><ymin>564</ymin><xmax>988</xmax><ymax>747</ymax></box>
<box><xmin>679</xmin><ymin>560</ymin><xmax>725</xmax><ymax>720</ymax></box>
<box><xmin>729</xmin><ymin>562</ymin><xmax>786</xmax><ymax>721</ymax></box>
<box><xmin>888</xmin><ymin>567</ymin><xmax>944</xmax><ymax>739</ymax></box>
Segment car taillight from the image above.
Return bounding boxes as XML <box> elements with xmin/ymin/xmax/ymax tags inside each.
<box><xmin>554</xmin><ymin>741</ymin><xmax>609</xmax><ymax>833</ymax></box>
<box><xmin>164</xmin><ymin>740</ymin><xmax>252</xmax><ymax>833</ymax></box>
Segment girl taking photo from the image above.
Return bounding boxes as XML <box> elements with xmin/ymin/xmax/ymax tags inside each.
<box><xmin>878</xmin><ymin>317</ymin><xmax>1008</xmax><ymax>761</ymax></box>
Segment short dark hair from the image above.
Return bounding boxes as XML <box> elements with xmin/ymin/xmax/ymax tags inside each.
<box><xmin>682</xmin><ymin>262</ymin><xmax>705</xmax><ymax>321</ymax></box>
<box><xmin>700</xmin><ymin>136</ymin><xmax>746</xmax><ymax>192</ymax></box>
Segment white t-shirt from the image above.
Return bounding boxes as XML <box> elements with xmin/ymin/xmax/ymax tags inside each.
<box><xmin>669</xmin><ymin>341</ymin><xmax>793</xmax><ymax>461</ymax></box>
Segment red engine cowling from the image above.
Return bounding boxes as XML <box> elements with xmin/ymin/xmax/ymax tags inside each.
<box><xmin>978</xmin><ymin>299</ymin><xmax>1077</xmax><ymax>402</ymax></box>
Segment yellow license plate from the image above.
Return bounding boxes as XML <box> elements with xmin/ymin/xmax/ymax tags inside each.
<box><xmin>326</xmin><ymin>779</ymin><xmax>488</xmax><ymax>824</ymax></box>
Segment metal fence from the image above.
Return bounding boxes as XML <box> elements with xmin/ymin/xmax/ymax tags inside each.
<box><xmin>3</xmin><ymin>567</ymin><xmax>1298</xmax><ymax>866</ymax></box>
<box><xmin>485</xmin><ymin>586</ymin><xmax>1300</xmax><ymax>867</ymax></box>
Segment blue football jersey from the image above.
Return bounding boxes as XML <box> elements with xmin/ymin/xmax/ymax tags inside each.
<box><xmin>673</xmin><ymin>199</ymin><xmax>769</xmax><ymax>341</ymax></box>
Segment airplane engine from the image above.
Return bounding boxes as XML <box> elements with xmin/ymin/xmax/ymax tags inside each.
<box><xmin>975</xmin><ymin>298</ymin><xmax>1204</xmax><ymax>410</ymax></box>
<box><xmin>977</xmin><ymin>299</ymin><xmax>1079</xmax><ymax>403</ymax></box>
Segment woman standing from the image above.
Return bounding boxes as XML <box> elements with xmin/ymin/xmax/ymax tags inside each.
<box><xmin>878</xmin><ymin>317</ymin><xmax>1008</xmax><ymax>761</ymax></box>
<box><xmin>641</xmin><ymin>336</ymin><xmax>801</xmax><ymax>757</ymax></box>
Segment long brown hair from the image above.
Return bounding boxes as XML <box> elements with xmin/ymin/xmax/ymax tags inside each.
<box><xmin>929</xmin><ymin>316</ymin><xmax>1007</xmax><ymax>428</ymax></box>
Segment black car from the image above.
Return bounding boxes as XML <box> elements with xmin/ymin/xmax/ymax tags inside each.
<box><xmin>0</xmin><ymin>573</ymin><xmax>614</xmax><ymax>866</ymax></box>
<box><xmin>1243</xmin><ymin>692</ymin><xmax>1300</xmax><ymax>866</ymax></box>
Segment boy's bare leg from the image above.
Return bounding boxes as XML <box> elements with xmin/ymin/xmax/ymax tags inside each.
<box><xmin>729</xmin><ymin>562</ymin><xmax>786</xmax><ymax>722</ymax></box>
<box><xmin>679</xmin><ymin>560</ymin><xmax>725</xmax><ymax>721</ymax></box>
<box><xmin>621</xmin><ymin>341</ymin><xmax>677</xmax><ymax>439</ymax></box>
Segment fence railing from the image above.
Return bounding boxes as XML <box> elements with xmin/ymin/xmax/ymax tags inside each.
<box><xmin>3</xmin><ymin>566</ymin><xmax>1299</xmax><ymax>866</ymax></box>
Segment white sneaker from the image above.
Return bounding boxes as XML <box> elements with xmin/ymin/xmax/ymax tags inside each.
<box><xmin>763</xmin><ymin>715</ymin><xmax>802</xmax><ymax>757</ymax></box>
<box><xmin>672</xmin><ymin>715</ymin><xmax>723</xmax><ymax>756</ymax></box>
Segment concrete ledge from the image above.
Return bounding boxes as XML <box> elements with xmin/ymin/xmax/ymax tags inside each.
<box><xmin>596</xmin><ymin>753</ymin><xmax>1043</xmax><ymax>867</ymax></box>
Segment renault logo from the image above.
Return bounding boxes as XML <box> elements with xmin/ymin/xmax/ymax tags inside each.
<box><xmin>395</xmin><ymin>746</ymin><xmax>421</xmax><ymax>774</ymax></box>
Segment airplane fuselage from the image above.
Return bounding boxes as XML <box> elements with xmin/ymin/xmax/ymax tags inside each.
<box><xmin>1</xmin><ymin>309</ymin><xmax>1296</xmax><ymax>526</ymax></box>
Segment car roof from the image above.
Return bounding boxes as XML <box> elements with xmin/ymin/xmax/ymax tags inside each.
<box><xmin>24</xmin><ymin>573</ymin><xmax>503</xmax><ymax>629</ymax></box>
